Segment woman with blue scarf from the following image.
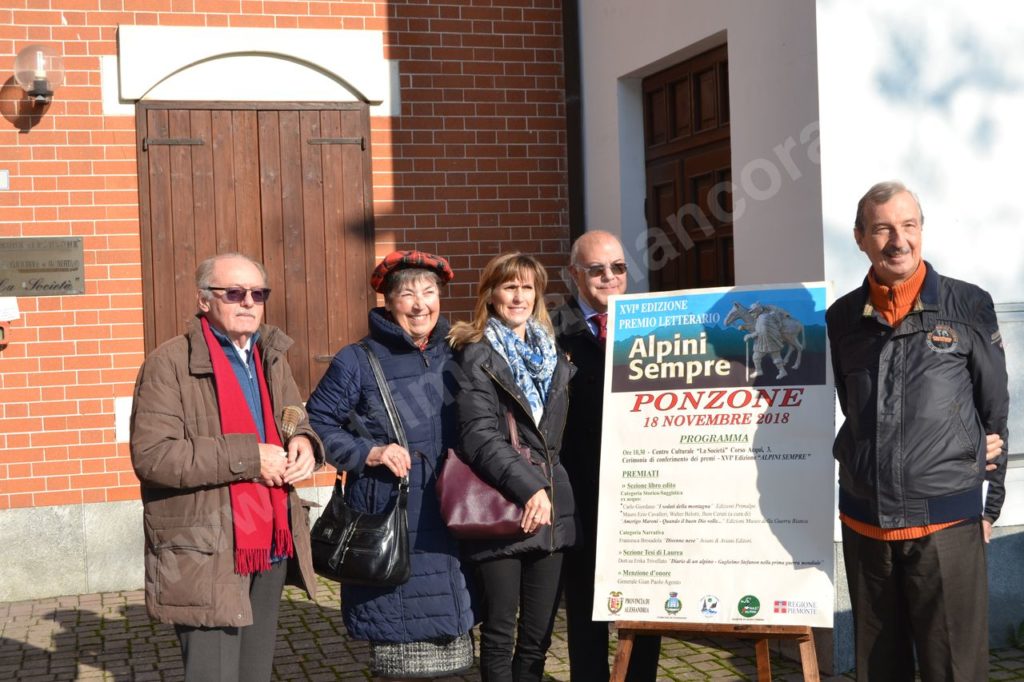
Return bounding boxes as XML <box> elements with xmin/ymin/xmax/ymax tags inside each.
<box><xmin>448</xmin><ymin>253</ymin><xmax>578</xmax><ymax>682</ymax></box>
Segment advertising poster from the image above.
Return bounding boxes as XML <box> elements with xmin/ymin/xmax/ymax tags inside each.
<box><xmin>592</xmin><ymin>283</ymin><xmax>834</xmax><ymax>628</ymax></box>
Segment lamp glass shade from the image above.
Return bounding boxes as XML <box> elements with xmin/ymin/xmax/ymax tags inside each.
<box><xmin>14</xmin><ymin>44</ymin><xmax>65</xmax><ymax>97</ymax></box>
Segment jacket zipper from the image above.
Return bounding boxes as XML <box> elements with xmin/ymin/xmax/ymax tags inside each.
<box><xmin>264</xmin><ymin>354</ymin><xmax>275</xmax><ymax>413</ymax></box>
<box><xmin>546</xmin><ymin>382</ymin><xmax>571</xmax><ymax>551</ymax></box>
<box><xmin>481</xmin><ymin>363</ymin><xmax>558</xmax><ymax>552</ymax></box>
<box><xmin>420</xmin><ymin>348</ymin><xmax>434</xmax><ymax>484</ymax></box>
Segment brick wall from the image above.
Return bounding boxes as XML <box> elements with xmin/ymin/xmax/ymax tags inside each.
<box><xmin>0</xmin><ymin>0</ymin><xmax>569</xmax><ymax>510</ymax></box>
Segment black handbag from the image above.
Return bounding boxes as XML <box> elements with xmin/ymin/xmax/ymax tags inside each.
<box><xmin>309</xmin><ymin>342</ymin><xmax>411</xmax><ymax>587</ymax></box>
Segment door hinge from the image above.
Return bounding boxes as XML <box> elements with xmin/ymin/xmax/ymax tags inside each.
<box><xmin>308</xmin><ymin>137</ymin><xmax>365</xmax><ymax>151</ymax></box>
<box><xmin>143</xmin><ymin>137</ymin><xmax>204</xmax><ymax>152</ymax></box>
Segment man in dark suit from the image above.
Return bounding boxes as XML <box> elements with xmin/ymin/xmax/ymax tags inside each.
<box><xmin>552</xmin><ymin>231</ymin><xmax>661</xmax><ymax>681</ymax></box>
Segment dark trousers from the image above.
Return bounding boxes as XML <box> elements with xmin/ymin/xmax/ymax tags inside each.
<box><xmin>842</xmin><ymin>521</ymin><xmax>988</xmax><ymax>682</ymax></box>
<box><xmin>475</xmin><ymin>551</ymin><xmax>564</xmax><ymax>682</ymax></box>
<box><xmin>563</xmin><ymin>544</ymin><xmax>661</xmax><ymax>681</ymax></box>
<box><xmin>174</xmin><ymin>559</ymin><xmax>288</xmax><ymax>682</ymax></box>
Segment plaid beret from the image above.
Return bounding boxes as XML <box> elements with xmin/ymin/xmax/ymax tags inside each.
<box><xmin>370</xmin><ymin>250</ymin><xmax>455</xmax><ymax>293</ymax></box>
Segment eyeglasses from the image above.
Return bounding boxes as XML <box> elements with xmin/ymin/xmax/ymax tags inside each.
<box><xmin>204</xmin><ymin>286</ymin><xmax>272</xmax><ymax>304</ymax></box>
<box><xmin>577</xmin><ymin>262</ymin><xmax>628</xmax><ymax>278</ymax></box>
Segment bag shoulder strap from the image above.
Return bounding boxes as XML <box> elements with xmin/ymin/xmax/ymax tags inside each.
<box><xmin>505</xmin><ymin>409</ymin><xmax>523</xmax><ymax>450</ymax></box>
<box><xmin>358</xmin><ymin>341</ymin><xmax>409</xmax><ymax>491</ymax></box>
<box><xmin>358</xmin><ymin>341</ymin><xmax>408</xmax><ymax>449</ymax></box>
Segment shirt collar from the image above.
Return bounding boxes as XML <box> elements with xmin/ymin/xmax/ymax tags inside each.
<box><xmin>575</xmin><ymin>296</ymin><xmax>607</xmax><ymax>338</ymax></box>
<box><xmin>209</xmin><ymin>324</ymin><xmax>258</xmax><ymax>365</ymax></box>
<box><xmin>859</xmin><ymin>260</ymin><xmax>939</xmax><ymax>320</ymax></box>
<box><xmin>576</xmin><ymin>295</ymin><xmax>601</xmax><ymax>321</ymax></box>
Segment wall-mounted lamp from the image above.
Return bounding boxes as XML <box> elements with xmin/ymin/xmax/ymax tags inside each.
<box><xmin>14</xmin><ymin>44</ymin><xmax>64</xmax><ymax>105</ymax></box>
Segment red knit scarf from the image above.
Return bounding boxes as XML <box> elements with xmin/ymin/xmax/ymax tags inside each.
<box><xmin>201</xmin><ymin>317</ymin><xmax>294</xmax><ymax>575</ymax></box>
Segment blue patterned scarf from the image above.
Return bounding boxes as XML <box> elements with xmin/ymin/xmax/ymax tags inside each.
<box><xmin>485</xmin><ymin>316</ymin><xmax>558</xmax><ymax>424</ymax></box>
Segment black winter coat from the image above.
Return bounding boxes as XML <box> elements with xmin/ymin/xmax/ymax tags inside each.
<box><xmin>827</xmin><ymin>263</ymin><xmax>1009</xmax><ymax>528</ymax></box>
<box><xmin>306</xmin><ymin>309</ymin><xmax>474</xmax><ymax>643</ymax></box>
<box><xmin>452</xmin><ymin>339</ymin><xmax>579</xmax><ymax>561</ymax></box>
<box><xmin>551</xmin><ymin>299</ymin><xmax>604</xmax><ymax>543</ymax></box>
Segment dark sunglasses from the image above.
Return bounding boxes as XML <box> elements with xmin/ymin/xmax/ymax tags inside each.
<box><xmin>205</xmin><ymin>286</ymin><xmax>272</xmax><ymax>304</ymax></box>
<box><xmin>578</xmin><ymin>262</ymin><xmax>627</xmax><ymax>278</ymax></box>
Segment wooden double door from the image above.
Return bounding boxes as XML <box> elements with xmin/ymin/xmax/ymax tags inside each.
<box><xmin>135</xmin><ymin>102</ymin><xmax>375</xmax><ymax>397</ymax></box>
<box><xmin>644</xmin><ymin>45</ymin><xmax>734</xmax><ymax>291</ymax></box>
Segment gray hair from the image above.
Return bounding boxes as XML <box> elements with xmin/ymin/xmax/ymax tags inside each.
<box><xmin>196</xmin><ymin>253</ymin><xmax>268</xmax><ymax>301</ymax></box>
<box><xmin>854</xmin><ymin>181</ymin><xmax>925</xmax><ymax>232</ymax></box>
<box><xmin>383</xmin><ymin>268</ymin><xmax>443</xmax><ymax>302</ymax></box>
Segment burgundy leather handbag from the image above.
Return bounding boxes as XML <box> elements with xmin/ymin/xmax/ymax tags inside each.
<box><xmin>437</xmin><ymin>409</ymin><xmax>535</xmax><ymax>540</ymax></box>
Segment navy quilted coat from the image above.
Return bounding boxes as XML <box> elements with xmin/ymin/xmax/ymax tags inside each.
<box><xmin>306</xmin><ymin>309</ymin><xmax>474</xmax><ymax>643</ymax></box>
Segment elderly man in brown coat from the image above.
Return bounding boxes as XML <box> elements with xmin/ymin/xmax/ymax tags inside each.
<box><xmin>130</xmin><ymin>253</ymin><xmax>323</xmax><ymax>682</ymax></box>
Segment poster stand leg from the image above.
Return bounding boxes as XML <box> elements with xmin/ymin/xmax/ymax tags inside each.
<box><xmin>610</xmin><ymin>621</ymin><xmax>819</xmax><ymax>682</ymax></box>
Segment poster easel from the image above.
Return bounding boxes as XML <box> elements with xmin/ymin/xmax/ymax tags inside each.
<box><xmin>610</xmin><ymin>621</ymin><xmax>819</xmax><ymax>682</ymax></box>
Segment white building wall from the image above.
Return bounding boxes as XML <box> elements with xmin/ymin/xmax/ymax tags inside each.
<box><xmin>817</xmin><ymin>0</ymin><xmax>1024</xmax><ymax>303</ymax></box>
<box><xmin>817</xmin><ymin>0</ymin><xmax>1024</xmax><ymax>519</ymax></box>
<box><xmin>578</xmin><ymin>0</ymin><xmax>823</xmax><ymax>287</ymax></box>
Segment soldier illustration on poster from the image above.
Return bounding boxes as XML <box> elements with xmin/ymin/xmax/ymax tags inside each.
<box><xmin>725</xmin><ymin>301</ymin><xmax>805</xmax><ymax>380</ymax></box>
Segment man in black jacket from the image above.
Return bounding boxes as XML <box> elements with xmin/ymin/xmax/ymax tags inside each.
<box><xmin>552</xmin><ymin>231</ymin><xmax>661</xmax><ymax>681</ymax></box>
<box><xmin>828</xmin><ymin>181</ymin><xmax>1009</xmax><ymax>681</ymax></box>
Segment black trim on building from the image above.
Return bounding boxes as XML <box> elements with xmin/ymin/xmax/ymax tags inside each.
<box><xmin>561</xmin><ymin>0</ymin><xmax>585</xmax><ymax>243</ymax></box>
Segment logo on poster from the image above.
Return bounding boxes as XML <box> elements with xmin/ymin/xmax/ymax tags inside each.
<box><xmin>699</xmin><ymin>594</ymin><xmax>719</xmax><ymax>617</ymax></box>
<box><xmin>607</xmin><ymin>591</ymin><xmax>623</xmax><ymax>614</ymax></box>
<box><xmin>773</xmin><ymin>600</ymin><xmax>816</xmax><ymax>615</ymax></box>
<box><xmin>664</xmin><ymin>592</ymin><xmax>682</xmax><ymax>615</ymax></box>
<box><xmin>737</xmin><ymin>595</ymin><xmax>761</xmax><ymax>618</ymax></box>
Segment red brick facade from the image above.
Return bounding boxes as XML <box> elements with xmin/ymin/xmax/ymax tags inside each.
<box><xmin>0</xmin><ymin>1</ymin><xmax>569</xmax><ymax>509</ymax></box>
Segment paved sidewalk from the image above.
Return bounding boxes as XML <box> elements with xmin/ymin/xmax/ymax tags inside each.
<box><xmin>3</xmin><ymin>577</ymin><xmax>1023</xmax><ymax>680</ymax></box>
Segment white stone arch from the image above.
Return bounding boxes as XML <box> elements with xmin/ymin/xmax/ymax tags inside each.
<box><xmin>109</xmin><ymin>25</ymin><xmax>398</xmax><ymax>115</ymax></box>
